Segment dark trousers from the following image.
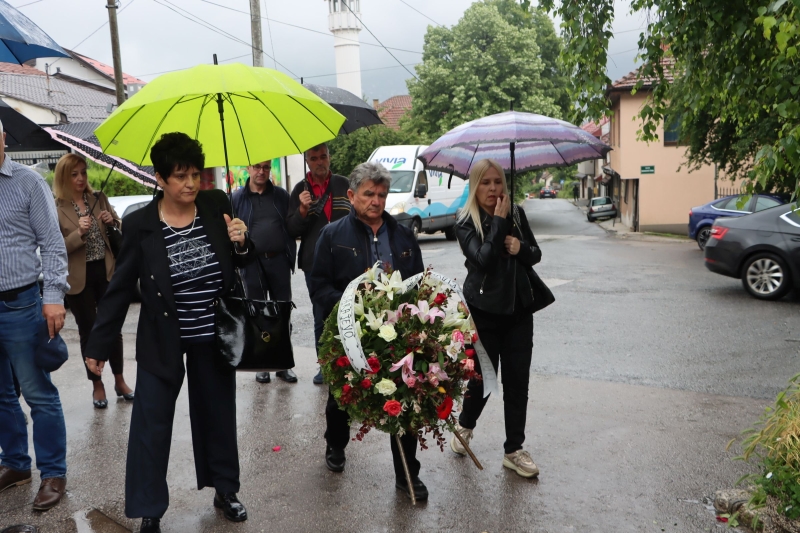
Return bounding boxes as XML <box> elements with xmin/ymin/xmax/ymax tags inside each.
<box><xmin>304</xmin><ymin>271</ymin><xmax>326</xmax><ymax>350</ymax></box>
<box><xmin>325</xmin><ymin>392</ymin><xmax>420</xmax><ymax>480</ymax></box>
<box><xmin>459</xmin><ymin>307</ymin><xmax>534</xmax><ymax>454</ymax></box>
<box><xmin>125</xmin><ymin>342</ymin><xmax>239</xmax><ymax>519</ymax></box>
<box><xmin>65</xmin><ymin>260</ymin><xmax>123</xmax><ymax>381</ymax></box>
<box><xmin>242</xmin><ymin>254</ymin><xmax>292</xmax><ymax>301</ymax></box>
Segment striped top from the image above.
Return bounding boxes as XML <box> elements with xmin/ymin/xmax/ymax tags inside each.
<box><xmin>162</xmin><ymin>217</ymin><xmax>223</xmax><ymax>343</ymax></box>
<box><xmin>0</xmin><ymin>154</ymin><xmax>69</xmax><ymax>303</ymax></box>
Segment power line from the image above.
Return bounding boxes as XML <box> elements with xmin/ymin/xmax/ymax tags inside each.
<box><xmin>196</xmin><ymin>0</ymin><xmax>423</xmax><ymax>55</ymax></box>
<box><xmin>262</xmin><ymin>1</ymin><xmax>277</xmax><ymax>70</ymax></box>
<box><xmin>397</xmin><ymin>0</ymin><xmax>443</xmax><ymax>27</ymax></box>
<box><xmin>134</xmin><ymin>53</ymin><xmax>251</xmax><ymax>78</ymax></box>
<box><xmin>152</xmin><ymin>0</ymin><xmax>299</xmax><ymax>77</ymax></box>
<box><xmin>340</xmin><ymin>0</ymin><xmax>418</xmax><ymax>80</ymax></box>
<box><xmin>301</xmin><ymin>62</ymin><xmax>422</xmax><ymax>81</ymax></box>
<box><xmin>14</xmin><ymin>0</ymin><xmax>46</xmax><ymax>7</ymax></box>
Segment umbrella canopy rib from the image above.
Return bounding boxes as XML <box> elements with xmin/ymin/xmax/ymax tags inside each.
<box><xmin>224</xmin><ymin>93</ymin><xmax>251</xmax><ymax>165</ymax></box>
<box><xmin>248</xmin><ymin>91</ymin><xmax>302</xmax><ymax>156</ymax></box>
<box><xmin>287</xmin><ymin>95</ymin><xmax>339</xmax><ymax>140</ymax></box>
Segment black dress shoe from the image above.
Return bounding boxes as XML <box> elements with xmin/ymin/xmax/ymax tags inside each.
<box><xmin>395</xmin><ymin>477</ymin><xmax>429</xmax><ymax>501</ymax></box>
<box><xmin>255</xmin><ymin>372</ymin><xmax>271</xmax><ymax>383</ymax></box>
<box><xmin>325</xmin><ymin>445</ymin><xmax>346</xmax><ymax>472</ymax></box>
<box><xmin>114</xmin><ymin>386</ymin><xmax>135</xmax><ymax>401</ymax></box>
<box><xmin>213</xmin><ymin>492</ymin><xmax>248</xmax><ymax>522</ymax></box>
<box><xmin>275</xmin><ymin>369</ymin><xmax>297</xmax><ymax>383</ymax></box>
<box><xmin>140</xmin><ymin>517</ymin><xmax>161</xmax><ymax>533</ymax></box>
<box><xmin>92</xmin><ymin>393</ymin><xmax>108</xmax><ymax>409</ymax></box>
<box><xmin>313</xmin><ymin>369</ymin><xmax>324</xmax><ymax>385</ymax></box>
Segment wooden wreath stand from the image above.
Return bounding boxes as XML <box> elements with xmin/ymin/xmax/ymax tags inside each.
<box><xmin>394</xmin><ymin>418</ymin><xmax>483</xmax><ymax>506</ymax></box>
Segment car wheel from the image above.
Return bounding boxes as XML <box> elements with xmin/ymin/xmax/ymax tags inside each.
<box><xmin>443</xmin><ymin>226</ymin><xmax>457</xmax><ymax>241</ymax></box>
<box><xmin>696</xmin><ymin>227</ymin><xmax>711</xmax><ymax>251</ymax></box>
<box><xmin>587</xmin><ymin>214</ymin><xmax>593</xmax><ymax>222</ymax></box>
<box><xmin>741</xmin><ymin>253</ymin><xmax>792</xmax><ymax>300</ymax></box>
<box><xmin>411</xmin><ymin>218</ymin><xmax>421</xmax><ymax>240</ymax></box>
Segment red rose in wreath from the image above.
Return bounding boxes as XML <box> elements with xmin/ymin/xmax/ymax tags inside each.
<box><xmin>464</xmin><ymin>348</ymin><xmax>476</xmax><ymax>359</ymax></box>
<box><xmin>433</xmin><ymin>292</ymin><xmax>447</xmax><ymax>305</ymax></box>
<box><xmin>361</xmin><ymin>378</ymin><xmax>372</xmax><ymax>389</ymax></box>
<box><xmin>367</xmin><ymin>356</ymin><xmax>381</xmax><ymax>373</ymax></box>
<box><xmin>383</xmin><ymin>400</ymin><xmax>402</xmax><ymax>417</ymax></box>
<box><xmin>436</xmin><ymin>396</ymin><xmax>453</xmax><ymax>420</ymax></box>
<box><xmin>336</xmin><ymin>356</ymin><xmax>350</xmax><ymax>368</ymax></box>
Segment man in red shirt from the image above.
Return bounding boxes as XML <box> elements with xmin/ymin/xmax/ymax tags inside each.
<box><xmin>286</xmin><ymin>144</ymin><xmax>351</xmax><ymax>384</ymax></box>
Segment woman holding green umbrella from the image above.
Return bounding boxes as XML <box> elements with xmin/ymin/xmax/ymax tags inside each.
<box><xmin>84</xmin><ymin>132</ymin><xmax>253</xmax><ymax>533</ymax></box>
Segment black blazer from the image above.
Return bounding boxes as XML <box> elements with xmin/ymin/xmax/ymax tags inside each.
<box><xmin>86</xmin><ymin>189</ymin><xmax>253</xmax><ymax>383</ymax></box>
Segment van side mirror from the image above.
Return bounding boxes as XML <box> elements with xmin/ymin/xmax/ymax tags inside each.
<box><xmin>415</xmin><ymin>183</ymin><xmax>428</xmax><ymax>198</ymax></box>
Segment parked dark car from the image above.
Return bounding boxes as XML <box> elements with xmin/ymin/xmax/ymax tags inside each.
<box><xmin>587</xmin><ymin>196</ymin><xmax>617</xmax><ymax>222</ymax></box>
<box><xmin>540</xmin><ymin>187</ymin><xmax>556</xmax><ymax>199</ymax></box>
<box><xmin>704</xmin><ymin>204</ymin><xmax>800</xmax><ymax>300</ymax></box>
<box><xmin>689</xmin><ymin>194</ymin><xmax>785</xmax><ymax>251</ymax></box>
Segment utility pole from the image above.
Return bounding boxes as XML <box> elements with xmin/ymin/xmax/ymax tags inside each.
<box><xmin>105</xmin><ymin>0</ymin><xmax>125</xmax><ymax>106</ymax></box>
<box><xmin>250</xmin><ymin>0</ymin><xmax>263</xmax><ymax>67</ymax></box>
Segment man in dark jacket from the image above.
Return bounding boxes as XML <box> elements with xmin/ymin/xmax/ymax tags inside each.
<box><xmin>231</xmin><ymin>159</ymin><xmax>297</xmax><ymax>384</ymax></box>
<box><xmin>286</xmin><ymin>143</ymin><xmax>350</xmax><ymax>384</ymax></box>
<box><xmin>309</xmin><ymin>162</ymin><xmax>428</xmax><ymax>501</ymax></box>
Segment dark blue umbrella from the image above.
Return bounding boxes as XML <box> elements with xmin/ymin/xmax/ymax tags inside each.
<box><xmin>0</xmin><ymin>0</ymin><xmax>68</xmax><ymax>64</ymax></box>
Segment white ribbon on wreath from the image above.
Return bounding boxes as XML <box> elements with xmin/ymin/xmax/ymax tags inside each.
<box><xmin>336</xmin><ymin>262</ymin><xmax>498</xmax><ymax>397</ymax></box>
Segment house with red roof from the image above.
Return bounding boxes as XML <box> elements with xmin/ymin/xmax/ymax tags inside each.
<box><xmin>373</xmin><ymin>95</ymin><xmax>412</xmax><ymax>131</ymax></box>
<box><xmin>604</xmin><ymin>59</ymin><xmax>733</xmax><ymax>234</ymax></box>
<box><xmin>27</xmin><ymin>49</ymin><xmax>145</xmax><ymax>97</ymax></box>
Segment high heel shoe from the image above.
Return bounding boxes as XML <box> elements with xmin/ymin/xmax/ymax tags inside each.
<box><xmin>92</xmin><ymin>391</ymin><xmax>108</xmax><ymax>409</ymax></box>
<box><xmin>114</xmin><ymin>386</ymin><xmax>134</xmax><ymax>401</ymax></box>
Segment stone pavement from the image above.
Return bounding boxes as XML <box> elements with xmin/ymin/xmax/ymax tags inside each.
<box><xmin>1</xmin><ymin>329</ymin><xmax>767</xmax><ymax>532</ymax></box>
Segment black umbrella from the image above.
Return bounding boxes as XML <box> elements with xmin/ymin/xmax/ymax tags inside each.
<box><xmin>0</xmin><ymin>100</ymin><xmax>41</xmax><ymax>147</ymax></box>
<box><xmin>302</xmin><ymin>83</ymin><xmax>383</xmax><ymax>134</ymax></box>
<box><xmin>44</xmin><ymin>122</ymin><xmax>156</xmax><ymax>187</ymax></box>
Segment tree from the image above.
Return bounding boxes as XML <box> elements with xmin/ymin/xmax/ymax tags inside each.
<box><xmin>406</xmin><ymin>1</ymin><xmax>561</xmax><ymax>138</ymax></box>
<box><xmin>44</xmin><ymin>159</ymin><xmax>152</xmax><ymax>197</ymax></box>
<box><xmin>541</xmin><ymin>0</ymin><xmax>800</xmax><ymax>194</ymax></box>
<box><xmin>327</xmin><ymin>126</ymin><xmax>422</xmax><ymax>177</ymax></box>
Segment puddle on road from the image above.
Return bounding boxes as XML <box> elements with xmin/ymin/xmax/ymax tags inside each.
<box><xmin>73</xmin><ymin>509</ymin><xmax>130</xmax><ymax>533</ymax></box>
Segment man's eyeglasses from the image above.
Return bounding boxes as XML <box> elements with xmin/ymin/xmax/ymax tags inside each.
<box><xmin>250</xmin><ymin>164</ymin><xmax>271</xmax><ymax>173</ymax></box>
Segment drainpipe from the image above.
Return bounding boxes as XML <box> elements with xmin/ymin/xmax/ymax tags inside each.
<box><xmin>714</xmin><ymin>163</ymin><xmax>718</xmax><ymax>200</ymax></box>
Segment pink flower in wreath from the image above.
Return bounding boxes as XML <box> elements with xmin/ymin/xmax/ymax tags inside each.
<box><xmin>390</xmin><ymin>353</ymin><xmax>415</xmax><ymax>384</ymax></box>
<box><xmin>451</xmin><ymin>330</ymin><xmax>465</xmax><ymax>344</ymax></box>
<box><xmin>405</xmin><ymin>375</ymin><xmax>417</xmax><ymax>388</ymax></box>
<box><xmin>461</xmin><ymin>358</ymin><xmax>475</xmax><ymax>372</ymax></box>
<box><xmin>426</xmin><ymin>363</ymin><xmax>449</xmax><ymax>387</ymax></box>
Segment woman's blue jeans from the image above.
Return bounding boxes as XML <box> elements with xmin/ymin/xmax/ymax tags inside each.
<box><xmin>0</xmin><ymin>285</ymin><xmax>67</xmax><ymax>478</ymax></box>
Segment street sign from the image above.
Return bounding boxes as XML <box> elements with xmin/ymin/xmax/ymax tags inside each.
<box><xmin>641</xmin><ymin>165</ymin><xmax>655</xmax><ymax>174</ymax></box>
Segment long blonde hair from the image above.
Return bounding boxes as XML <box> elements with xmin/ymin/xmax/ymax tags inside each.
<box><xmin>457</xmin><ymin>158</ymin><xmax>507</xmax><ymax>240</ymax></box>
<box><xmin>53</xmin><ymin>153</ymin><xmax>92</xmax><ymax>201</ymax></box>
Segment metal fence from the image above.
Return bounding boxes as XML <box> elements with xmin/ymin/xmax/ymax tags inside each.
<box><xmin>716</xmin><ymin>186</ymin><xmax>746</xmax><ymax>199</ymax></box>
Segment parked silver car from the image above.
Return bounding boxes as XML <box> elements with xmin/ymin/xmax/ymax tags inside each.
<box><xmin>587</xmin><ymin>196</ymin><xmax>617</xmax><ymax>222</ymax></box>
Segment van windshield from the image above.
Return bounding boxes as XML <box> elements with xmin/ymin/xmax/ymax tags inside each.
<box><xmin>388</xmin><ymin>171</ymin><xmax>415</xmax><ymax>193</ymax></box>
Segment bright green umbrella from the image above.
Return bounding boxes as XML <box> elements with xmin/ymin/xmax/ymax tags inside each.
<box><xmin>95</xmin><ymin>61</ymin><xmax>346</xmax><ymax>170</ymax></box>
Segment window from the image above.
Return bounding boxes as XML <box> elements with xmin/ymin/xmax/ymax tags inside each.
<box><xmin>755</xmin><ymin>196</ymin><xmax>782</xmax><ymax>212</ymax></box>
<box><xmin>591</xmin><ymin>197</ymin><xmax>612</xmax><ymax>206</ymax></box>
<box><xmin>716</xmin><ymin>196</ymin><xmax>750</xmax><ymax>212</ymax></box>
<box><xmin>388</xmin><ymin>171</ymin><xmax>415</xmax><ymax>193</ymax></box>
<box><xmin>663</xmin><ymin>115</ymin><xmax>681</xmax><ymax>145</ymax></box>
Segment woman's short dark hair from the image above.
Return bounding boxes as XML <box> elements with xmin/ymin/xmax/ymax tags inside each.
<box><xmin>150</xmin><ymin>132</ymin><xmax>205</xmax><ymax>181</ymax></box>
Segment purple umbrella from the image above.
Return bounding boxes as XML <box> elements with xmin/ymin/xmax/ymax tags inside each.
<box><xmin>417</xmin><ymin>111</ymin><xmax>611</xmax><ymax>195</ymax></box>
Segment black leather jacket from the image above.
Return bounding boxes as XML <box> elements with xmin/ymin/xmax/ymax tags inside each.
<box><xmin>456</xmin><ymin>206</ymin><xmax>554</xmax><ymax>315</ymax></box>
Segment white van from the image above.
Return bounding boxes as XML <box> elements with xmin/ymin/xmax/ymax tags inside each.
<box><xmin>368</xmin><ymin>145</ymin><xmax>468</xmax><ymax>240</ymax></box>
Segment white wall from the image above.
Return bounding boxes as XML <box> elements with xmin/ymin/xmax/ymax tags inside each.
<box><xmin>32</xmin><ymin>57</ymin><xmax>115</xmax><ymax>90</ymax></box>
<box><xmin>0</xmin><ymin>96</ymin><xmax>64</xmax><ymax>125</ymax></box>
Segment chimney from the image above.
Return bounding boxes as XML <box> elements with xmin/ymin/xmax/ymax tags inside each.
<box><xmin>373</xmin><ymin>98</ymin><xmax>379</xmax><ymax>110</ymax></box>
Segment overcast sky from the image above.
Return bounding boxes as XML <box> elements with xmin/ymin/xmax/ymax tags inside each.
<box><xmin>14</xmin><ymin>0</ymin><xmax>646</xmax><ymax>103</ymax></box>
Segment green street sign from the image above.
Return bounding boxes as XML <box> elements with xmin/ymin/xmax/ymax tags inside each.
<box><xmin>641</xmin><ymin>165</ymin><xmax>655</xmax><ymax>174</ymax></box>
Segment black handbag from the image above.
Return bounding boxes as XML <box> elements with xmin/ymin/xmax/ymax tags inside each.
<box><xmin>215</xmin><ymin>258</ymin><xmax>295</xmax><ymax>372</ymax></box>
<box><xmin>106</xmin><ymin>225</ymin><xmax>122</xmax><ymax>257</ymax></box>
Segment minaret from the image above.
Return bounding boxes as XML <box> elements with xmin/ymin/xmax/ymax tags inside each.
<box><xmin>327</xmin><ymin>0</ymin><xmax>362</xmax><ymax>97</ymax></box>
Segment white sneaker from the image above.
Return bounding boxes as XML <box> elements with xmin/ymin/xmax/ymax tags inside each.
<box><xmin>449</xmin><ymin>424</ymin><xmax>473</xmax><ymax>456</ymax></box>
<box><xmin>503</xmin><ymin>449</ymin><xmax>539</xmax><ymax>478</ymax></box>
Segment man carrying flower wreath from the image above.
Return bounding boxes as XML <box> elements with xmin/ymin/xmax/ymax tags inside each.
<box><xmin>309</xmin><ymin>162</ymin><xmax>427</xmax><ymax>501</ymax></box>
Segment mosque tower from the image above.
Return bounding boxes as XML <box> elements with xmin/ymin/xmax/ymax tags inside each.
<box><xmin>327</xmin><ymin>0</ymin><xmax>363</xmax><ymax>97</ymax></box>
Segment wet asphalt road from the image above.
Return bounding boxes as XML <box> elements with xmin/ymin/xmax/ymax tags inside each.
<box><xmin>2</xmin><ymin>199</ymin><xmax>792</xmax><ymax>532</ymax></box>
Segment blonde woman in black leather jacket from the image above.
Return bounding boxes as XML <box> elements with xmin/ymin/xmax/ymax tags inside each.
<box><xmin>450</xmin><ymin>158</ymin><xmax>554</xmax><ymax>479</ymax></box>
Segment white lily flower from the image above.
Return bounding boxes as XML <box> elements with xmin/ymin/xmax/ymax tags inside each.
<box><xmin>353</xmin><ymin>293</ymin><xmax>365</xmax><ymax>317</ymax></box>
<box><xmin>355</xmin><ymin>321</ymin><xmax>364</xmax><ymax>339</ymax></box>
<box><xmin>364</xmin><ymin>308</ymin><xmax>384</xmax><ymax>331</ymax></box>
<box><xmin>443</xmin><ymin>308</ymin><xmax>467</xmax><ymax>329</ymax></box>
<box><xmin>373</xmin><ymin>270</ymin><xmax>405</xmax><ymax>300</ymax></box>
